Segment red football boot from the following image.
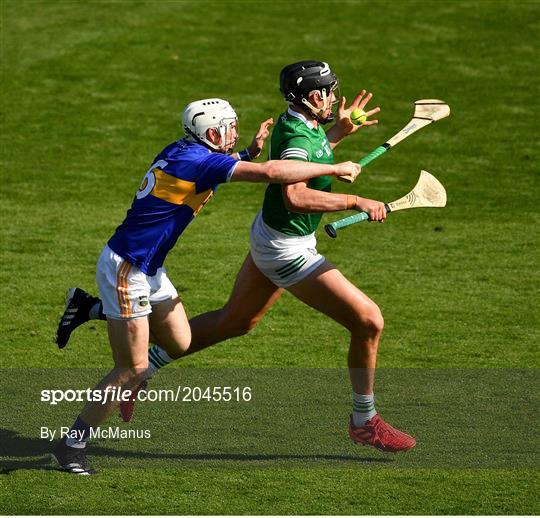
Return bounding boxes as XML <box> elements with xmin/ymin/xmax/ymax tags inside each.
<box><xmin>348</xmin><ymin>413</ymin><xmax>416</xmax><ymax>453</ymax></box>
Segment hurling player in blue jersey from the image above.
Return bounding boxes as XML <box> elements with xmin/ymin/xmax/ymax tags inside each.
<box><xmin>52</xmin><ymin>98</ymin><xmax>361</xmax><ymax>474</ymax></box>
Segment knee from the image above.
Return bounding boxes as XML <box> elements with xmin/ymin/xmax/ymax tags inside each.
<box><xmin>351</xmin><ymin>302</ymin><xmax>384</xmax><ymax>337</ymax></box>
<box><xmin>229</xmin><ymin>317</ymin><xmax>260</xmax><ymax>338</ymax></box>
<box><xmin>367</xmin><ymin>305</ymin><xmax>385</xmax><ymax>335</ymax></box>
<box><xmin>150</xmin><ymin>325</ymin><xmax>191</xmax><ymax>359</ymax></box>
<box><xmin>167</xmin><ymin>332</ymin><xmax>191</xmax><ymax>358</ymax></box>
<box><xmin>221</xmin><ymin>307</ymin><xmax>261</xmax><ymax>338</ymax></box>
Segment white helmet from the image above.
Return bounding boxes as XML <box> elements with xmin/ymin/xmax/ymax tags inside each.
<box><xmin>182</xmin><ymin>98</ymin><xmax>238</xmax><ymax>151</ymax></box>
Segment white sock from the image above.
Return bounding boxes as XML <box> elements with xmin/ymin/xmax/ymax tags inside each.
<box><xmin>65</xmin><ymin>416</ymin><xmax>91</xmax><ymax>448</ymax></box>
<box><xmin>146</xmin><ymin>345</ymin><xmax>174</xmax><ymax>378</ymax></box>
<box><xmin>65</xmin><ymin>437</ymin><xmax>87</xmax><ymax>448</ymax></box>
<box><xmin>352</xmin><ymin>392</ymin><xmax>377</xmax><ymax>426</ymax></box>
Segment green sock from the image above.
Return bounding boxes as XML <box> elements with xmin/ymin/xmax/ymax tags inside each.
<box><xmin>147</xmin><ymin>345</ymin><xmax>174</xmax><ymax>378</ymax></box>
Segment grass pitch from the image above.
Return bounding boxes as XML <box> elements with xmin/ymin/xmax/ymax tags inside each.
<box><xmin>1</xmin><ymin>0</ymin><xmax>539</xmax><ymax>514</ymax></box>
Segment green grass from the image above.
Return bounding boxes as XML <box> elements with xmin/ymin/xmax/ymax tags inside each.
<box><xmin>2</xmin><ymin>469</ymin><xmax>536</xmax><ymax>515</ymax></box>
<box><xmin>1</xmin><ymin>0</ymin><xmax>538</xmax><ymax>514</ymax></box>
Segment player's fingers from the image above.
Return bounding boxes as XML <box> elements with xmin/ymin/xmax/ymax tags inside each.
<box><xmin>339</xmin><ymin>96</ymin><xmax>346</xmax><ymax>112</ymax></box>
<box><xmin>358</xmin><ymin>92</ymin><xmax>373</xmax><ymax>110</ymax></box>
<box><xmin>352</xmin><ymin>90</ymin><xmax>366</xmax><ymax>107</ymax></box>
<box><xmin>365</xmin><ymin>107</ymin><xmax>380</xmax><ymax>117</ymax></box>
<box><xmin>362</xmin><ymin>119</ymin><xmax>378</xmax><ymax>126</ymax></box>
<box><xmin>369</xmin><ymin>205</ymin><xmax>381</xmax><ymax>221</ymax></box>
<box><xmin>256</xmin><ymin>119</ymin><xmax>273</xmax><ymax>139</ymax></box>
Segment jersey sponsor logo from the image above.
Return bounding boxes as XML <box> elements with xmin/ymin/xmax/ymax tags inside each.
<box><xmin>315</xmin><ymin>149</ymin><xmax>323</xmax><ymax>158</ymax></box>
<box><xmin>320</xmin><ymin>138</ymin><xmax>331</xmax><ymax>157</ymax></box>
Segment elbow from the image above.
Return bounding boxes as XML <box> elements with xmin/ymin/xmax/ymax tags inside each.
<box><xmin>283</xmin><ymin>197</ymin><xmax>296</xmax><ymax>212</ymax></box>
<box><xmin>283</xmin><ymin>194</ymin><xmax>302</xmax><ymax>212</ymax></box>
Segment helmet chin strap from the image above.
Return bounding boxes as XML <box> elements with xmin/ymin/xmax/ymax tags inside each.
<box><xmin>301</xmin><ymin>89</ymin><xmax>335</xmax><ymax>124</ymax></box>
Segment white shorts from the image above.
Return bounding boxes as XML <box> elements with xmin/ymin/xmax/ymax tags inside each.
<box><xmin>249</xmin><ymin>212</ymin><xmax>326</xmax><ymax>288</ymax></box>
<box><xmin>96</xmin><ymin>245</ymin><xmax>178</xmax><ymax>320</ymax></box>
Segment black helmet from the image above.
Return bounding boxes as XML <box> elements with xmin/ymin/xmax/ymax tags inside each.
<box><xmin>280</xmin><ymin>60</ymin><xmax>338</xmax><ymax>104</ymax></box>
<box><xmin>280</xmin><ymin>61</ymin><xmax>339</xmax><ymax>123</ymax></box>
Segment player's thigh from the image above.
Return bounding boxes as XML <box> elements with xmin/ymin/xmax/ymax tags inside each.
<box><xmin>107</xmin><ymin>316</ymin><xmax>150</xmax><ymax>369</ymax></box>
<box><xmin>223</xmin><ymin>252</ymin><xmax>283</xmax><ymax>322</ymax></box>
<box><xmin>148</xmin><ymin>296</ymin><xmax>191</xmax><ymax>352</ymax></box>
<box><xmin>287</xmin><ymin>260</ymin><xmax>382</xmax><ymax>331</ymax></box>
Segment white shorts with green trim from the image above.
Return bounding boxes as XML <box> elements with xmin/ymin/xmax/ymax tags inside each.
<box><xmin>249</xmin><ymin>212</ymin><xmax>326</xmax><ymax>288</ymax></box>
<box><xmin>96</xmin><ymin>245</ymin><xmax>178</xmax><ymax>320</ymax></box>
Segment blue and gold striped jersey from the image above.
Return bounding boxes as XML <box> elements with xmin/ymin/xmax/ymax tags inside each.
<box><xmin>108</xmin><ymin>139</ymin><xmax>237</xmax><ymax>275</ymax></box>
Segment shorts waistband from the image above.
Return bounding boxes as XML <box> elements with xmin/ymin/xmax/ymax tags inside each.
<box><xmin>252</xmin><ymin>212</ymin><xmax>315</xmax><ymax>245</ymax></box>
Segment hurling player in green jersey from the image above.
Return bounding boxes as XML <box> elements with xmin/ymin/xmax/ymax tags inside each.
<box><xmin>185</xmin><ymin>61</ymin><xmax>416</xmax><ymax>453</ymax></box>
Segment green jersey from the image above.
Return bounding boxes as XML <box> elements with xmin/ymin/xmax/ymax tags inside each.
<box><xmin>262</xmin><ymin>108</ymin><xmax>334</xmax><ymax>236</ymax></box>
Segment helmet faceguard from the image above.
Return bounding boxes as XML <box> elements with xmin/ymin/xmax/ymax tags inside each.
<box><xmin>182</xmin><ymin>98</ymin><xmax>239</xmax><ymax>153</ymax></box>
<box><xmin>280</xmin><ymin>61</ymin><xmax>340</xmax><ymax>124</ymax></box>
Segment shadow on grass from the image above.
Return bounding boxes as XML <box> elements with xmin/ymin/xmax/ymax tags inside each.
<box><xmin>0</xmin><ymin>428</ymin><xmax>393</xmax><ymax>474</ymax></box>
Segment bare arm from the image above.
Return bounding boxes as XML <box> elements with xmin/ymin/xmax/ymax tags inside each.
<box><xmin>231</xmin><ymin>160</ymin><xmax>360</xmax><ymax>184</ymax></box>
<box><xmin>283</xmin><ymin>182</ymin><xmax>386</xmax><ymax>220</ymax></box>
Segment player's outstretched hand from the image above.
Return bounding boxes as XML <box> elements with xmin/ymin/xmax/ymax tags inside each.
<box><xmin>355</xmin><ymin>196</ymin><xmax>386</xmax><ymax>222</ymax></box>
<box><xmin>335</xmin><ymin>90</ymin><xmax>380</xmax><ymax>137</ymax></box>
<box><xmin>247</xmin><ymin>118</ymin><xmax>274</xmax><ymax>159</ymax></box>
<box><xmin>335</xmin><ymin>161</ymin><xmax>361</xmax><ymax>183</ymax></box>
